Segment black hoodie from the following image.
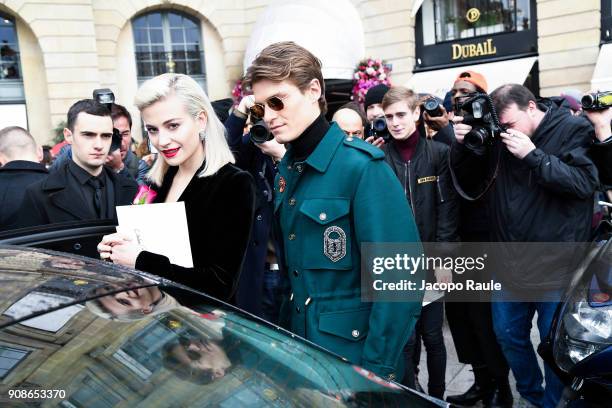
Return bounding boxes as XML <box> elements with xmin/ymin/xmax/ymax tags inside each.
<box><xmin>450</xmin><ymin>103</ymin><xmax>599</xmax><ymax>290</ymax></box>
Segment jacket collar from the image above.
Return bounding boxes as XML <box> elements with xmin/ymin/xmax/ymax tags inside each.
<box><xmin>0</xmin><ymin>160</ymin><xmax>48</xmax><ymax>173</ymax></box>
<box><xmin>43</xmin><ymin>162</ymin><xmax>136</xmax><ymax>219</ymax></box>
<box><xmin>303</xmin><ymin>123</ymin><xmax>345</xmax><ymax>173</ymax></box>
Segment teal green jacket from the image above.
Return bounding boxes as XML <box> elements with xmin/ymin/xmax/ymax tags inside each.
<box><xmin>274</xmin><ymin>123</ymin><xmax>424</xmax><ymax>380</ymax></box>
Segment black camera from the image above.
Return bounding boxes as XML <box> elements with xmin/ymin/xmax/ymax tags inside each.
<box><xmin>423</xmin><ymin>97</ymin><xmax>443</xmax><ymax>117</ymax></box>
<box><xmin>457</xmin><ymin>93</ymin><xmax>505</xmax><ymax>152</ymax></box>
<box><xmin>366</xmin><ymin>116</ymin><xmax>389</xmax><ymax>141</ymax></box>
<box><xmin>581</xmin><ymin>91</ymin><xmax>612</xmax><ymax>111</ymax></box>
<box><xmin>249</xmin><ymin>118</ymin><xmax>273</xmax><ymax>144</ymax></box>
<box><xmin>92</xmin><ymin>88</ymin><xmax>122</xmax><ymax>152</ymax></box>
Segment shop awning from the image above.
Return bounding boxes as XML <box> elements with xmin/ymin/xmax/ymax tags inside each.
<box><xmin>405</xmin><ymin>56</ymin><xmax>538</xmax><ymax>98</ymax></box>
<box><xmin>591</xmin><ymin>43</ymin><xmax>612</xmax><ymax>90</ymax></box>
<box><xmin>243</xmin><ymin>0</ymin><xmax>364</xmax><ymax>79</ymax></box>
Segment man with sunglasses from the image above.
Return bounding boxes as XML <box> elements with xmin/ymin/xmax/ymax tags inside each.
<box><xmin>244</xmin><ymin>41</ymin><xmax>423</xmax><ymax>382</ymax></box>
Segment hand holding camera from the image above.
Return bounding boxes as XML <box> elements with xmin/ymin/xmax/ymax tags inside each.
<box><xmin>500</xmin><ymin>129</ymin><xmax>536</xmax><ymax>159</ymax></box>
<box><xmin>582</xmin><ymin>92</ymin><xmax>612</xmax><ymax>142</ymax></box>
<box><xmin>422</xmin><ymin>97</ymin><xmax>450</xmax><ymax>131</ymax></box>
<box><xmin>451</xmin><ymin>115</ymin><xmax>470</xmax><ymax>145</ymax></box>
<box><xmin>236</xmin><ymin>95</ymin><xmax>255</xmax><ymax>117</ymax></box>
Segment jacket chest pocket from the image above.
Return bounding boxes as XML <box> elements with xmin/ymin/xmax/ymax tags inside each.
<box><xmin>298</xmin><ymin>198</ymin><xmax>352</xmax><ymax>270</ymax></box>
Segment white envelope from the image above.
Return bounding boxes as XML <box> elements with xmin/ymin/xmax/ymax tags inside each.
<box><xmin>116</xmin><ymin>202</ymin><xmax>193</xmax><ymax>268</ymax></box>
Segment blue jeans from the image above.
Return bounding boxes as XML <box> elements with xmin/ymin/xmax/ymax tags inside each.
<box><xmin>491</xmin><ymin>294</ymin><xmax>564</xmax><ymax>408</ymax></box>
<box><xmin>261</xmin><ymin>269</ymin><xmax>282</xmax><ymax>325</ymax></box>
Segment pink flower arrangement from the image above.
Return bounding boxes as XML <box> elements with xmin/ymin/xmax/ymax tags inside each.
<box><xmin>352</xmin><ymin>58</ymin><xmax>392</xmax><ymax>104</ymax></box>
<box><xmin>232</xmin><ymin>79</ymin><xmax>244</xmax><ymax>107</ymax></box>
<box><xmin>133</xmin><ymin>185</ymin><xmax>157</xmax><ymax>205</ymax></box>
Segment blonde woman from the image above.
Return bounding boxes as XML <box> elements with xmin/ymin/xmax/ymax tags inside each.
<box><xmin>98</xmin><ymin>73</ymin><xmax>255</xmax><ymax>302</ymax></box>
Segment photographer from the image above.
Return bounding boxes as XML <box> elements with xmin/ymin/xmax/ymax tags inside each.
<box><xmin>363</xmin><ymin>83</ymin><xmax>389</xmax><ymax>148</ymax></box>
<box><xmin>436</xmin><ymin>71</ymin><xmax>512</xmax><ymax>408</ymax></box>
<box><xmin>380</xmin><ymin>86</ymin><xmax>458</xmax><ymax>399</ymax></box>
<box><xmin>450</xmin><ymin>84</ymin><xmax>599</xmax><ymax>408</ymax></box>
<box><xmin>585</xmin><ymin>103</ymin><xmax>612</xmax><ymax>191</ymax></box>
<box><xmin>225</xmin><ymin>94</ymin><xmax>285</xmax><ymax>323</ymax></box>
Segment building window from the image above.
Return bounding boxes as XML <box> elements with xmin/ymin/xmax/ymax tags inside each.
<box><xmin>61</xmin><ymin>373</ymin><xmax>123</xmax><ymax>408</ymax></box>
<box><xmin>427</xmin><ymin>0</ymin><xmax>531</xmax><ymax>44</ymax></box>
<box><xmin>0</xmin><ymin>345</ymin><xmax>29</xmax><ymax>379</ymax></box>
<box><xmin>0</xmin><ymin>13</ymin><xmax>24</xmax><ymax>103</ymax></box>
<box><xmin>132</xmin><ymin>11</ymin><xmax>206</xmax><ymax>90</ymax></box>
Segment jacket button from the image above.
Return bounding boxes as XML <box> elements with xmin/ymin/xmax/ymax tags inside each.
<box><xmin>256</xmin><ymin>214</ymin><xmax>263</xmax><ymax>221</ymax></box>
<box><xmin>351</xmin><ymin>329</ymin><xmax>360</xmax><ymax>338</ymax></box>
<box><xmin>288</xmin><ymin>233</ymin><xmax>296</xmax><ymax>240</ymax></box>
<box><xmin>289</xmin><ymin>198</ymin><xmax>296</xmax><ymax>206</ymax></box>
<box><xmin>296</xmin><ymin>164</ymin><xmax>303</xmax><ymax>173</ymax></box>
<box><xmin>388</xmin><ymin>373</ymin><xmax>396</xmax><ymax>381</ymax></box>
<box><xmin>293</xmin><ymin>270</ymin><xmax>299</xmax><ymax>277</ymax></box>
<box><xmin>319</xmin><ymin>212</ymin><xmax>327</xmax><ymax>221</ymax></box>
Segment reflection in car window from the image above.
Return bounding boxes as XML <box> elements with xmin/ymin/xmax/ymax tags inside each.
<box><xmin>0</xmin><ymin>345</ymin><xmax>29</xmax><ymax>379</ymax></box>
<box><xmin>0</xmin><ymin>285</ymin><xmax>435</xmax><ymax>408</ymax></box>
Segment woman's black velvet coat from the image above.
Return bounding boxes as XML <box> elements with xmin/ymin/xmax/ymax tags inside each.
<box><xmin>135</xmin><ymin>161</ymin><xmax>256</xmax><ymax>302</ymax></box>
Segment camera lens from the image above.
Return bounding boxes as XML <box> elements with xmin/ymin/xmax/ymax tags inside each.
<box><xmin>373</xmin><ymin>117</ymin><xmax>387</xmax><ymax>132</ymax></box>
<box><xmin>424</xmin><ymin>98</ymin><xmax>443</xmax><ymax>117</ymax></box>
<box><xmin>249</xmin><ymin>119</ymin><xmax>272</xmax><ymax>144</ymax></box>
<box><xmin>580</xmin><ymin>94</ymin><xmax>595</xmax><ymax>110</ymax></box>
<box><xmin>465</xmin><ymin>127</ymin><xmax>490</xmax><ymax>150</ymax></box>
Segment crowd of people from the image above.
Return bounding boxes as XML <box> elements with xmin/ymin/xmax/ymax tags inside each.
<box><xmin>0</xmin><ymin>41</ymin><xmax>611</xmax><ymax>408</ymax></box>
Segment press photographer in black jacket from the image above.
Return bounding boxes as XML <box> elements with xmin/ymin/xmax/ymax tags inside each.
<box><xmin>450</xmin><ymin>83</ymin><xmax>599</xmax><ymax>408</ymax></box>
<box><xmin>380</xmin><ymin>86</ymin><xmax>459</xmax><ymax>399</ymax></box>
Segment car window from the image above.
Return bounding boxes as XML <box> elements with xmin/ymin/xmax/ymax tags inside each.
<box><xmin>0</xmin><ymin>284</ymin><xmax>440</xmax><ymax>408</ymax></box>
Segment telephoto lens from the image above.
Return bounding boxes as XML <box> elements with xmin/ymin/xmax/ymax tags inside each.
<box><xmin>423</xmin><ymin>98</ymin><xmax>443</xmax><ymax>117</ymax></box>
<box><xmin>581</xmin><ymin>91</ymin><xmax>612</xmax><ymax>111</ymax></box>
<box><xmin>249</xmin><ymin>119</ymin><xmax>273</xmax><ymax>144</ymax></box>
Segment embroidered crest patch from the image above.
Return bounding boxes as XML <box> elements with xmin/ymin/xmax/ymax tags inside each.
<box><xmin>323</xmin><ymin>226</ymin><xmax>347</xmax><ymax>262</ymax></box>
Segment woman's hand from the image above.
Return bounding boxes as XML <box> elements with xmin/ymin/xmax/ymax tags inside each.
<box><xmin>98</xmin><ymin>232</ymin><xmax>143</xmax><ymax>268</ymax></box>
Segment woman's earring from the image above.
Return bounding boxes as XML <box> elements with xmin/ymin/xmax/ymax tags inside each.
<box><xmin>199</xmin><ymin>129</ymin><xmax>206</xmax><ymax>141</ymax></box>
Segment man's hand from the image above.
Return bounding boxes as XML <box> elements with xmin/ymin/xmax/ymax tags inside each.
<box><xmin>105</xmin><ymin>148</ymin><xmax>124</xmax><ymax>172</ymax></box>
<box><xmin>501</xmin><ymin>129</ymin><xmax>536</xmax><ymax>159</ymax></box>
<box><xmin>365</xmin><ymin>136</ymin><xmax>385</xmax><ymax>148</ymax></box>
<box><xmin>256</xmin><ymin>138</ymin><xmax>286</xmax><ymax>162</ymax></box>
<box><xmin>423</xmin><ymin>105</ymin><xmax>450</xmax><ymax>131</ymax></box>
<box><xmin>434</xmin><ymin>267</ymin><xmax>452</xmax><ymax>285</ymax></box>
<box><xmin>141</xmin><ymin>153</ymin><xmax>156</xmax><ymax>167</ymax></box>
<box><xmin>236</xmin><ymin>95</ymin><xmax>255</xmax><ymax>116</ymax></box>
<box><xmin>451</xmin><ymin>116</ymin><xmax>470</xmax><ymax>144</ymax></box>
<box><xmin>584</xmin><ymin>107</ymin><xmax>612</xmax><ymax>142</ymax></box>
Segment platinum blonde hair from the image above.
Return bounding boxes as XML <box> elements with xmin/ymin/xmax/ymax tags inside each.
<box><xmin>134</xmin><ymin>73</ymin><xmax>234</xmax><ymax>185</ymax></box>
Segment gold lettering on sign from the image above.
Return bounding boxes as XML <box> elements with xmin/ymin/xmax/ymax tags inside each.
<box><xmin>451</xmin><ymin>38</ymin><xmax>498</xmax><ymax>60</ymax></box>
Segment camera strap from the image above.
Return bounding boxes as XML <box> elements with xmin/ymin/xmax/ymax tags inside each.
<box><xmin>448</xmin><ymin>142</ymin><xmax>502</xmax><ymax>202</ymax></box>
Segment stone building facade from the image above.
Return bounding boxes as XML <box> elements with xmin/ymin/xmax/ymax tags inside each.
<box><xmin>0</xmin><ymin>0</ymin><xmax>609</xmax><ymax>144</ymax></box>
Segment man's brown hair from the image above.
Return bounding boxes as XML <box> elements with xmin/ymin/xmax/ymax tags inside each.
<box><xmin>381</xmin><ymin>86</ymin><xmax>419</xmax><ymax>111</ymax></box>
<box><xmin>244</xmin><ymin>41</ymin><xmax>327</xmax><ymax>113</ymax></box>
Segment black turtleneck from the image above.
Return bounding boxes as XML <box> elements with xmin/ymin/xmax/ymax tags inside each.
<box><xmin>290</xmin><ymin>114</ymin><xmax>330</xmax><ymax>163</ymax></box>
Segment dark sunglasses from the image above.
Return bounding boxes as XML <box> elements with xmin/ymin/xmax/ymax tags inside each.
<box><xmin>249</xmin><ymin>95</ymin><xmax>285</xmax><ymax>118</ymax></box>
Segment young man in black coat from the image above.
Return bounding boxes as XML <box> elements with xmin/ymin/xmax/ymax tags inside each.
<box><xmin>380</xmin><ymin>86</ymin><xmax>459</xmax><ymax>400</ymax></box>
<box><xmin>0</xmin><ymin>126</ymin><xmax>48</xmax><ymax>231</ymax></box>
<box><xmin>15</xmin><ymin>99</ymin><xmax>137</xmax><ymax>228</ymax></box>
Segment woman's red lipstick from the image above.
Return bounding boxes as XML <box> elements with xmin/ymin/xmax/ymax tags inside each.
<box><xmin>162</xmin><ymin>148</ymin><xmax>180</xmax><ymax>158</ymax></box>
